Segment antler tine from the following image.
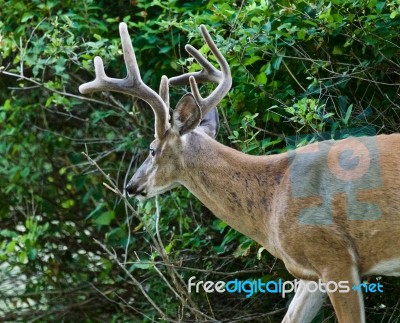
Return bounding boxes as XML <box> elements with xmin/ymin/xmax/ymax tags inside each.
<box><xmin>159</xmin><ymin>75</ymin><xmax>170</xmax><ymax>109</ymax></box>
<box><xmin>169</xmin><ymin>44</ymin><xmax>222</xmax><ymax>85</ymax></box>
<box><xmin>79</xmin><ymin>23</ymin><xmax>170</xmax><ymax>139</ymax></box>
<box><xmin>169</xmin><ymin>25</ymin><xmax>231</xmax><ymax>116</ymax></box>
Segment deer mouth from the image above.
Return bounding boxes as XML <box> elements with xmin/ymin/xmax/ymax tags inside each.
<box><xmin>125</xmin><ymin>183</ymin><xmax>147</xmax><ymax>199</ymax></box>
<box><xmin>135</xmin><ymin>193</ymin><xmax>147</xmax><ymax>201</ymax></box>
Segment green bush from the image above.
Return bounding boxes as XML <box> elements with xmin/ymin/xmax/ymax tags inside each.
<box><xmin>1</xmin><ymin>0</ymin><xmax>399</xmax><ymax>321</ymax></box>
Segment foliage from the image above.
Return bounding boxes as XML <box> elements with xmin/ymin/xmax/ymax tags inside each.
<box><xmin>1</xmin><ymin>0</ymin><xmax>400</xmax><ymax>321</ymax></box>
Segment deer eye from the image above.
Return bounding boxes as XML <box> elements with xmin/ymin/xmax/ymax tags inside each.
<box><xmin>150</xmin><ymin>148</ymin><xmax>156</xmax><ymax>157</ymax></box>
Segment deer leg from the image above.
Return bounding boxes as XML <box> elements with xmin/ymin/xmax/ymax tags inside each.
<box><xmin>282</xmin><ymin>279</ymin><xmax>326</xmax><ymax>323</ymax></box>
<box><xmin>323</xmin><ymin>265</ymin><xmax>365</xmax><ymax>323</ymax></box>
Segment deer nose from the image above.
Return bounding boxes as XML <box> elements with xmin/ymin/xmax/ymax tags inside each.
<box><xmin>125</xmin><ymin>183</ymin><xmax>144</xmax><ymax>197</ymax></box>
<box><xmin>125</xmin><ymin>184</ymin><xmax>137</xmax><ymax>196</ymax></box>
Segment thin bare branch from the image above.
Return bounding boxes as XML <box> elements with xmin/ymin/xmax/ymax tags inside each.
<box><xmin>94</xmin><ymin>238</ymin><xmax>168</xmax><ymax>320</ymax></box>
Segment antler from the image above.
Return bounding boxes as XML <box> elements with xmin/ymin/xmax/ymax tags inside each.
<box><xmin>169</xmin><ymin>25</ymin><xmax>232</xmax><ymax>117</ymax></box>
<box><xmin>79</xmin><ymin>23</ymin><xmax>170</xmax><ymax>139</ymax></box>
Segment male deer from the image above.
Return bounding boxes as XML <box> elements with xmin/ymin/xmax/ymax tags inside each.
<box><xmin>79</xmin><ymin>23</ymin><xmax>400</xmax><ymax>322</ymax></box>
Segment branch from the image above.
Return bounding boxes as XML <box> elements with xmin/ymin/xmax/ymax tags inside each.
<box><xmin>94</xmin><ymin>238</ymin><xmax>168</xmax><ymax>320</ymax></box>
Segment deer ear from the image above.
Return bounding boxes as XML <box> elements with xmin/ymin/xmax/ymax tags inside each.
<box><xmin>199</xmin><ymin>108</ymin><xmax>219</xmax><ymax>138</ymax></box>
<box><xmin>172</xmin><ymin>94</ymin><xmax>202</xmax><ymax>136</ymax></box>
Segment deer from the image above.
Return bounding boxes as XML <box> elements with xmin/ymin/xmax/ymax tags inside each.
<box><xmin>79</xmin><ymin>22</ymin><xmax>400</xmax><ymax>323</ymax></box>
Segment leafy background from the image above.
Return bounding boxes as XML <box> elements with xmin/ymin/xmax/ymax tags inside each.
<box><xmin>1</xmin><ymin>0</ymin><xmax>400</xmax><ymax>321</ymax></box>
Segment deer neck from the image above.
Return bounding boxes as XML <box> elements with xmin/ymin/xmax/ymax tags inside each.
<box><xmin>179</xmin><ymin>131</ymin><xmax>288</xmax><ymax>250</ymax></box>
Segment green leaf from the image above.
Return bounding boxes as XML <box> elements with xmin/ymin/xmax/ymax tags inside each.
<box><xmin>244</xmin><ymin>55</ymin><xmax>261</xmax><ymax>66</ymax></box>
<box><xmin>6</xmin><ymin>240</ymin><xmax>17</xmax><ymax>253</ymax></box>
<box><xmin>256</xmin><ymin>72</ymin><xmax>267</xmax><ymax>85</ymax></box>
<box><xmin>130</xmin><ymin>260</ymin><xmax>153</xmax><ymax>271</ymax></box>
<box><xmin>95</xmin><ymin>210</ymin><xmax>115</xmax><ymax>226</ymax></box>
<box><xmin>28</xmin><ymin>248</ymin><xmax>37</xmax><ymax>260</ymax></box>
<box><xmin>0</xmin><ymin>229</ymin><xmax>17</xmax><ymax>238</ymax></box>
<box><xmin>344</xmin><ymin>104</ymin><xmax>353</xmax><ymax>125</ymax></box>
<box><xmin>297</xmin><ymin>29</ymin><xmax>307</xmax><ymax>40</ymax></box>
<box><xmin>332</xmin><ymin>46</ymin><xmax>343</xmax><ymax>55</ymax></box>
<box><xmin>164</xmin><ymin>241</ymin><xmax>174</xmax><ymax>254</ymax></box>
<box><xmin>272</xmin><ymin>56</ymin><xmax>282</xmax><ymax>70</ymax></box>
<box><xmin>263</xmin><ymin>20</ymin><xmax>271</xmax><ymax>33</ymax></box>
<box><xmin>323</xmin><ymin>112</ymin><xmax>334</xmax><ymax>120</ymax></box>
<box><xmin>106</xmin><ymin>227</ymin><xmax>125</xmax><ymax>240</ymax></box>
<box><xmin>21</xmin><ymin>12</ymin><xmax>34</xmax><ymax>23</ymax></box>
<box><xmin>211</xmin><ymin>219</ymin><xmax>227</xmax><ymax>233</ymax></box>
<box><xmin>21</xmin><ymin>167</ymin><xmax>30</xmax><ymax>178</ymax></box>
<box><xmin>243</xmin><ymin>143</ymin><xmax>259</xmax><ymax>153</ymax></box>
<box><xmin>91</xmin><ymin>110</ymin><xmax>117</xmax><ymax>124</ymax></box>
<box><xmin>45</xmin><ymin>96</ymin><xmax>53</xmax><ymax>107</ymax></box>
<box><xmin>257</xmin><ymin>247</ymin><xmax>265</xmax><ymax>260</ymax></box>
<box><xmin>61</xmin><ymin>199</ymin><xmax>75</xmax><ymax>209</ymax></box>
<box><xmin>3</xmin><ymin>99</ymin><xmax>12</xmax><ymax>111</ymax></box>
<box><xmin>19</xmin><ymin>251</ymin><xmax>28</xmax><ymax>263</ymax></box>
<box><xmin>375</xmin><ymin>2</ymin><xmax>385</xmax><ymax>12</ymax></box>
<box><xmin>159</xmin><ymin>46</ymin><xmax>171</xmax><ymax>54</ymax></box>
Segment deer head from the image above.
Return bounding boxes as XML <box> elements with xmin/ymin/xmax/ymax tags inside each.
<box><xmin>79</xmin><ymin>23</ymin><xmax>231</xmax><ymax>200</ymax></box>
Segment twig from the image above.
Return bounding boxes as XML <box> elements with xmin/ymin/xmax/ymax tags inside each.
<box><xmin>0</xmin><ymin>69</ymin><xmax>127</xmax><ymax>111</ymax></box>
<box><xmin>153</xmin><ymin>265</ymin><xmax>181</xmax><ymax>300</ymax></box>
<box><xmin>103</xmin><ymin>182</ymin><xmax>119</xmax><ymax>194</ymax></box>
<box><xmin>126</xmin><ymin>261</ymin><xmax>271</xmax><ymax>276</ymax></box>
<box><xmin>81</xmin><ymin>151</ymin><xmax>162</xmax><ymax>251</ymax></box>
<box><xmin>388</xmin><ymin>297</ymin><xmax>400</xmax><ymax>323</ymax></box>
<box><xmin>94</xmin><ymin>238</ymin><xmax>168</xmax><ymax>320</ymax></box>
<box><xmin>282</xmin><ymin>59</ymin><xmax>306</xmax><ymax>92</ymax></box>
<box><xmin>155</xmin><ymin>196</ymin><xmax>166</xmax><ymax>254</ymax></box>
